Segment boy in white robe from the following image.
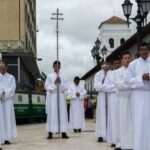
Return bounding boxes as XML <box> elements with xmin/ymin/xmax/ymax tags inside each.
<box><xmin>45</xmin><ymin>60</ymin><xmax>69</xmax><ymax>139</ymax></box>
<box><xmin>94</xmin><ymin>62</ymin><xmax>110</xmax><ymax>142</ymax></box>
<box><xmin>0</xmin><ymin>63</ymin><xmax>17</xmax><ymax>144</ymax></box>
<box><xmin>105</xmin><ymin>58</ymin><xmax>120</xmax><ymax>148</ymax></box>
<box><xmin>114</xmin><ymin>52</ymin><xmax>133</xmax><ymax>150</ymax></box>
<box><xmin>125</xmin><ymin>42</ymin><xmax>150</xmax><ymax>150</ymax></box>
<box><xmin>68</xmin><ymin>76</ymin><xmax>86</xmax><ymax>133</ymax></box>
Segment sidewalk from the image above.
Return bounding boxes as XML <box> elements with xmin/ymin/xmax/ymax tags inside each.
<box><xmin>4</xmin><ymin>120</ymin><xmax>112</xmax><ymax>150</ymax></box>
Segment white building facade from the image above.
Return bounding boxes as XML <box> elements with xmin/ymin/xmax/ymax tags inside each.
<box><xmin>81</xmin><ymin>17</ymin><xmax>150</xmax><ymax>94</ymax></box>
<box><xmin>99</xmin><ymin>16</ymin><xmax>131</xmax><ymax>56</ymax></box>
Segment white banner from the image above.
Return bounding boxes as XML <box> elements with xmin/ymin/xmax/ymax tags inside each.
<box><xmin>32</xmin><ymin>94</ymin><xmax>45</xmax><ymax>105</ymax></box>
<box><xmin>14</xmin><ymin>93</ymin><xmax>29</xmax><ymax>104</ymax></box>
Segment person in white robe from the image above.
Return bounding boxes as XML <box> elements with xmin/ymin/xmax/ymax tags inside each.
<box><xmin>94</xmin><ymin>62</ymin><xmax>110</xmax><ymax>142</ymax></box>
<box><xmin>0</xmin><ymin>97</ymin><xmax>4</xmax><ymax>150</ymax></box>
<box><xmin>114</xmin><ymin>52</ymin><xmax>133</xmax><ymax>150</ymax></box>
<box><xmin>0</xmin><ymin>100</ymin><xmax>4</xmax><ymax>150</ymax></box>
<box><xmin>125</xmin><ymin>42</ymin><xmax>150</xmax><ymax>150</ymax></box>
<box><xmin>0</xmin><ymin>63</ymin><xmax>17</xmax><ymax>145</ymax></box>
<box><xmin>45</xmin><ymin>60</ymin><xmax>69</xmax><ymax>139</ymax></box>
<box><xmin>68</xmin><ymin>76</ymin><xmax>87</xmax><ymax>133</ymax></box>
<box><xmin>104</xmin><ymin>59</ymin><xmax>121</xmax><ymax>148</ymax></box>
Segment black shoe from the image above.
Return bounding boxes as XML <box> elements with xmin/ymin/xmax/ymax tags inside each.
<box><xmin>111</xmin><ymin>144</ymin><xmax>116</xmax><ymax>147</ymax></box>
<box><xmin>74</xmin><ymin>129</ymin><xmax>77</xmax><ymax>133</ymax></box>
<box><xmin>47</xmin><ymin>132</ymin><xmax>53</xmax><ymax>139</ymax></box>
<box><xmin>4</xmin><ymin>141</ymin><xmax>11</xmax><ymax>144</ymax></box>
<box><xmin>114</xmin><ymin>148</ymin><xmax>121</xmax><ymax>150</ymax></box>
<box><xmin>0</xmin><ymin>148</ymin><xmax>2</xmax><ymax>150</ymax></box>
<box><xmin>97</xmin><ymin>137</ymin><xmax>103</xmax><ymax>142</ymax></box>
<box><xmin>78</xmin><ymin>129</ymin><xmax>81</xmax><ymax>133</ymax></box>
<box><xmin>62</xmin><ymin>133</ymin><xmax>69</xmax><ymax>139</ymax></box>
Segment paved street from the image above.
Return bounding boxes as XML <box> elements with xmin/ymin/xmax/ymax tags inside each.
<box><xmin>4</xmin><ymin>120</ymin><xmax>112</xmax><ymax>150</ymax></box>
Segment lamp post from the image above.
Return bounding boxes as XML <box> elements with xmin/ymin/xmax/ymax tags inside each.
<box><xmin>101</xmin><ymin>45</ymin><xmax>108</xmax><ymax>62</ymax></box>
<box><xmin>122</xmin><ymin>0</ymin><xmax>150</xmax><ymax>45</ymax></box>
<box><xmin>91</xmin><ymin>38</ymin><xmax>101</xmax><ymax>69</ymax></box>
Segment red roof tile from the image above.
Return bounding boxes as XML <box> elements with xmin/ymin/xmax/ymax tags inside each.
<box><xmin>99</xmin><ymin>16</ymin><xmax>128</xmax><ymax>29</ymax></box>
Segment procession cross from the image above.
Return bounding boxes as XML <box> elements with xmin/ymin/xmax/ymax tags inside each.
<box><xmin>51</xmin><ymin>9</ymin><xmax>64</xmax><ymax>138</ymax></box>
<box><xmin>51</xmin><ymin>8</ymin><xmax>64</xmax><ymax>61</ymax></box>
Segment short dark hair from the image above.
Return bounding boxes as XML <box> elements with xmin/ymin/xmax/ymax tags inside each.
<box><xmin>101</xmin><ymin>61</ymin><xmax>109</xmax><ymax>65</ymax></box>
<box><xmin>112</xmin><ymin>56</ymin><xmax>120</xmax><ymax>63</ymax></box>
<box><xmin>0</xmin><ymin>61</ymin><xmax>7</xmax><ymax>67</ymax></box>
<box><xmin>138</xmin><ymin>42</ymin><xmax>150</xmax><ymax>50</ymax></box>
<box><xmin>74</xmin><ymin>76</ymin><xmax>80</xmax><ymax>81</ymax></box>
<box><xmin>120</xmin><ymin>51</ymin><xmax>131</xmax><ymax>59</ymax></box>
<box><xmin>53</xmin><ymin>60</ymin><xmax>61</xmax><ymax>66</ymax></box>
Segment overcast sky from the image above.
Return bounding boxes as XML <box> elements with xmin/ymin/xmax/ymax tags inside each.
<box><xmin>36</xmin><ymin>0</ymin><xmax>150</xmax><ymax>81</ymax></box>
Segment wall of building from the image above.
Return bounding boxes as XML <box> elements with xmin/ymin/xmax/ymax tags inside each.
<box><xmin>0</xmin><ymin>0</ymin><xmax>36</xmax><ymax>55</ymax></box>
<box><xmin>0</xmin><ymin>0</ymin><xmax>38</xmax><ymax>89</ymax></box>
<box><xmin>84</xmin><ymin>73</ymin><xmax>95</xmax><ymax>92</ymax></box>
<box><xmin>0</xmin><ymin>0</ymin><xmax>23</xmax><ymax>41</ymax></box>
<box><xmin>99</xmin><ymin>24</ymin><xmax>131</xmax><ymax>56</ymax></box>
<box><xmin>25</xmin><ymin>0</ymin><xmax>36</xmax><ymax>55</ymax></box>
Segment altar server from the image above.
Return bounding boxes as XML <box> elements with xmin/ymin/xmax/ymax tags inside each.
<box><xmin>68</xmin><ymin>76</ymin><xmax>86</xmax><ymax>133</ymax></box>
<box><xmin>114</xmin><ymin>52</ymin><xmax>133</xmax><ymax>150</ymax></box>
<box><xmin>94</xmin><ymin>62</ymin><xmax>110</xmax><ymax>142</ymax></box>
<box><xmin>125</xmin><ymin>42</ymin><xmax>150</xmax><ymax>150</ymax></box>
<box><xmin>45</xmin><ymin>60</ymin><xmax>69</xmax><ymax>139</ymax></box>
<box><xmin>0</xmin><ymin>62</ymin><xmax>17</xmax><ymax>144</ymax></box>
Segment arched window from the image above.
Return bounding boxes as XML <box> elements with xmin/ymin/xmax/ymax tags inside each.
<box><xmin>120</xmin><ymin>38</ymin><xmax>125</xmax><ymax>45</ymax></box>
<box><xmin>109</xmin><ymin>38</ymin><xmax>114</xmax><ymax>48</ymax></box>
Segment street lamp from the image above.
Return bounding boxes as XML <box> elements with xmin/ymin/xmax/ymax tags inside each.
<box><xmin>122</xmin><ymin>0</ymin><xmax>150</xmax><ymax>44</ymax></box>
<box><xmin>91</xmin><ymin>38</ymin><xmax>101</xmax><ymax>67</ymax></box>
<box><xmin>101</xmin><ymin>45</ymin><xmax>108</xmax><ymax>62</ymax></box>
<box><xmin>95</xmin><ymin>37</ymin><xmax>101</xmax><ymax>49</ymax></box>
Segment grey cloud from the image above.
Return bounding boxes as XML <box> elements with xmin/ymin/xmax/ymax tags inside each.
<box><xmin>37</xmin><ymin>0</ymin><xmax>147</xmax><ymax>81</ymax></box>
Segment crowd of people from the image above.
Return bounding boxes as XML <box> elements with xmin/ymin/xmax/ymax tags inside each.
<box><xmin>45</xmin><ymin>41</ymin><xmax>150</xmax><ymax>150</ymax></box>
<box><xmin>84</xmin><ymin>96</ymin><xmax>96</xmax><ymax>119</ymax></box>
<box><xmin>94</xmin><ymin>41</ymin><xmax>150</xmax><ymax>150</ymax></box>
<box><xmin>45</xmin><ymin>61</ymin><xmax>87</xmax><ymax>138</ymax></box>
<box><xmin>0</xmin><ymin>42</ymin><xmax>150</xmax><ymax>150</ymax></box>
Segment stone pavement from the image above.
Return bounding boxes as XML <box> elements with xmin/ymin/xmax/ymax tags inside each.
<box><xmin>3</xmin><ymin>120</ymin><xmax>112</xmax><ymax>150</ymax></box>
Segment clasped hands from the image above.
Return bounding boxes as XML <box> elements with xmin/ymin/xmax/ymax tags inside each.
<box><xmin>76</xmin><ymin>92</ymin><xmax>80</xmax><ymax>97</ymax></box>
<box><xmin>55</xmin><ymin>77</ymin><xmax>61</xmax><ymax>84</ymax></box>
<box><xmin>142</xmin><ymin>73</ymin><xmax>150</xmax><ymax>81</ymax></box>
